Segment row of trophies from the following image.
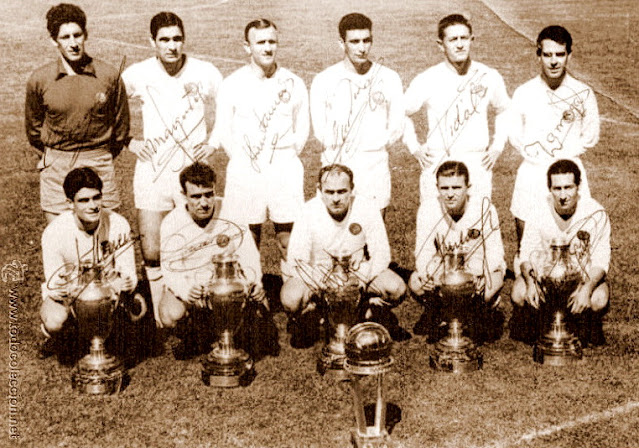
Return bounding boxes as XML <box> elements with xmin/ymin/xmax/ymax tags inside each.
<box><xmin>64</xmin><ymin>239</ymin><xmax>583</xmax><ymax>447</ymax></box>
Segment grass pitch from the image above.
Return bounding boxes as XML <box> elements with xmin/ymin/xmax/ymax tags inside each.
<box><xmin>1</xmin><ymin>0</ymin><xmax>638</xmax><ymax>447</ymax></box>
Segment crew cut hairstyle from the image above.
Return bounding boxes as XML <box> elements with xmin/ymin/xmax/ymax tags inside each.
<box><xmin>436</xmin><ymin>160</ymin><xmax>470</xmax><ymax>186</ymax></box>
<box><xmin>63</xmin><ymin>167</ymin><xmax>103</xmax><ymax>201</ymax></box>
<box><xmin>547</xmin><ymin>159</ymin><xmax>581</xmax><ymax>188</ymax></box>
<box><xmin>244</xmin><ymin>18</ymin><xmax>277</xmax><ymax>42</ymax></box>
<box><xmin>536</xmin><ymin>25</ymin><xmax>572</xmax><ymax>55</ymax></box>
<box><xmin>338</xmin><ymin>13</ymin><xmax>372</xmax><ymax>41</ymax></box>
<box><xmin>437</xmin><ymin>14</ymin><xmax>472</xmax><ymax>41</ymax></box>
<box><xmin>46</xmin><ymin>3</ymin><xmax>87</xmax><ymax>39</ymax></box>
<box><xmin>180</xmin><ymin>162</ymin><xmax>216</xmax><ymax>192</ymax></box>
<box><xmin>318</xmin><ymin>164</ymin><xmax>354</xmax><ymax>189</ymax></box>
<box><xmin>150</xmin><ymin>11</ymin><xmax>184</xmax><ymax>40</ymax></box>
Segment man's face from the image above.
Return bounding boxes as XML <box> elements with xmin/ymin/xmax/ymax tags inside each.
<box><xmin>437</xmin><ymin>174</ymin><xmax>469</xmax><ymax>216</ymax></box>
<box><xmin>539</xmin><ymin>39</ymin><xmax>570</xmax><ymax>81</ymax></box>
<box><xmin>53</xmin><ymin>22</ymin><xmax>86</xmax><ymax>63</ymax></box>
<box><xmin>71</xmin><ymin>187</ymin><xmax>102</xmax><ymax>227</ymax></box>
<box><xmin>550</xmin><ymin>173</ymin><xmax>579</xmax><ymax>216</ymax></box>
<box><xmin>320</xmin><ymin>172</ymin><xmax>353</xmax><ymax>220</ymax></box>
<box><xmin>184</xmin><ymin>181</ymin><xmax>216</xmax><ymax>222</ymax></box>
<box><xmin>152</xmin><ymin>25</ymin><xmax>185</xmax><ymax>66</ymax></box>
<box><xmin>245</xmin><ymin>26</ymin><xmax>278</xmax><ymax>71</ymax></box>
<box><xmin>342</xmin><ymin>28</ymin><xmax>372</xmax><ymax>66</ymax></box>
<box><xmin>438</xmin><ymin>23</ymin><xmax>473</xmax><ymax>65</ymax></box>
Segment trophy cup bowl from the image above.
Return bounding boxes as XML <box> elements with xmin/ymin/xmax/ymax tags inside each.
<box><xmin>533</xmin><ymin>271</ymin><xmax>583</xmax><ymax>366</ymax></box>
<box><xmin>71</xmin><ymin>267</ymin><xmax>124</xmax><ymax>395</ymax></box>
<box><xmin>430</xmin><ymin>251</ymin><xmax>483</xmax><ymax>373</ymax></box>
<box><xmin>317</xmin><ymin>284</ymin><xmax>361</xmax><ymax>378</ymax></box>
<box><xmin>202</xmin><ymin>255</ymin><xmax>253</xmax><ymax>387</ymax></box>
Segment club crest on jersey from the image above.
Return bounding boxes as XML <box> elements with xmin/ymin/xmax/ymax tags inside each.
<box><xmin>562</xmin><ymin>109</ymin><xmax>575</xmax><ymax>122</ymax></box>
<box><xmin>467</xmin><ymin>228</ymin><xmax>481</xmax><ymax>239</ymax></box>
<box><xmin>216</xmin><ymin>234</ymin><xmax>230</xmax><ymax>248</ymax></box>
<box><xmin>349</xmin><ymin>223</ymin><xmax>362</xmax><ymax>235</ymax></box>
<box><xmin>95</xmin><ymin>92</ymin><xmax>107</xmax><ymax>104</ymax></box>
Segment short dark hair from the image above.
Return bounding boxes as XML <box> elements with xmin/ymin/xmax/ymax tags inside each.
<box><xmin>46</xmin><ymin>3</ymin><xmax>87</xmax><ymax>39</ymax></box>
<box><xmin>547</xmin><ymin>159</ymin><xmax>581</xmax><ymax>188</ymax></box>
<box><xmin>338</xmin><ymin>13</ymin><xmax>372</xmax><ymax>41</ymax></box>
<box><xmin>63</xmin><ymin>167</ymin><xmax>102</xmax><ymax>201</ymax></box>
<box><xmin>318</xmin><ymin>164</ymin><xmax>354</xmax><ymax>190</ymax></box>
<box><xmin>244</xmin><ymin>18</ymin><xmax>277</xmax><ymax>42</ymax></box>
<box><xmin>536</xmin><ymin>25</ymin><xmax>572</xmax><ymax>56</ymax></box>
<box><xmin>437</xmin><ymin>14</ymin><xmax>472</xmax><ymax>41</ymax></box>
<box><xmin>180</xmin><ymin>162</ymin><xmax>216</xmax><ymax>192</ymax></box>
<box><xmin>150</xmin><ymin>11</ymin><xmax>184</xmax><ymax>40</ymax></box>
<box><xmin>436</xmin><ymin>161</ymin><xmax>470</xmax><ymax>186</ymax></box>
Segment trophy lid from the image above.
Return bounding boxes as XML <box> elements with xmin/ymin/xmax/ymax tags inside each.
<box><xmin>344</xmin><ymin>322</ymin><xmax>394</xmax><ymax>375</ymax></box>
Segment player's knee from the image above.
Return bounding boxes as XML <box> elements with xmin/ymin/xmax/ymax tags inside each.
<box><xmin>408</xmin><ymin>271</ymin><xmax>423</xmax><ymax>296</ymax></box>
<box><xmin>159</xmin><ymin>292</ymin><xmax>186</xmax><ymax>328</ymax></box>
<box><xmin>590</xmin><ymin>282</ymin><xmax>609</xmax><ymax>312</ymax></box>
<box><xmin>280</xmin><ymin>278</ymin><xmax>306</xmax><ymax>313</ymax></box>
<box><xmin>40</xmin><ymin>299</ymin><xmax>69</xmax><ymax>334</ymax></box>
<box><xmin>511</xmin><ymin>276</ymin><xmax>527</xmax><ymax>307</ymax></box>
<box><xmin>385</xmin><ymin>271</ymin><xmax>406</xmax><ymax>304</ymax></box>
<box><xmin>274</xmin><ymin>223</ymin><xmax>293</xmax><ymax>259</ymax></box>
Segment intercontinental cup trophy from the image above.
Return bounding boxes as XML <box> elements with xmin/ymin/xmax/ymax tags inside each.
<box><xmin>317</xmin><ymin>253</ymin><xmax>361</xmax><ymax>379</ymax></box>
<box><xmin>533</xmin><ymin>238</ymin><xmax>583</xmax><ymax>365</ymax></box>
<box><xmin>201</xmin><ymin>254</ymin><xmax>254</xmax><ymax>387</ymax></box>
<box><xmin>71</xmin><ymin>265</ymin><xmax>146</xmax><ymax>395</ymax></box>
<box><xmin>430</xmin><ymin>246</ymin><xmax>483</xmax><ymax>373</ymax></box>
<box><xmin>345</xmin><ymin>322</ymin><xmax>395</xmax><ymax>448</ymax></box>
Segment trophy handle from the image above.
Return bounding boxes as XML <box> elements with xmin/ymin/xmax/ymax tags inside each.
<box><xmin>125</xmin><ymin>293</ymin><xmax>147</xmax><ymax>322</ymax></box>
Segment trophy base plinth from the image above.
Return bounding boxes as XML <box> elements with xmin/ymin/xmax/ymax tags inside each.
<box><xmin>430</xmin><ymin>336</ymin><xmax>483</xmax><ymax>373</ymax></box>
<box><xmin>72</xmin><ymin>353</ymin><xmax>125</xmax><ymax>395</ymax></box>
<box><xmin>351</xmin><ymin>428</ymin><xmax>393</xmax><ymax>448</ymax></box>
<box><xmin>317</xmin><ymin>345</ymin><xmax>348</xmax><ymax>380</ymax></box>
<box><xmin>201</xmin><ymin>348</ymin><xmax>253</xmax><ymax>388</ymax></box>
<box><xmin>533</xmin><ymin>337</ymin><xmax>583</xmax><ymax>366</ymax></box>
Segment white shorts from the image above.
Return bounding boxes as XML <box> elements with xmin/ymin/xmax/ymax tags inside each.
<box><xmin>223</xmin><ymin>155</ymin><xmax>304</xmax><ymax>224</ymax></box>
<box><xmin>322</xmin><ymin>150</ymin><xmax>391</xmax><ymax>210</ymax></box>
<box><xmin>510</xmin><ymin>157</ymin><xmax>590</xmax><ymax>221</ymax></box>
<box><xmin>419</xmin><ymin>152</ymin><xmax>492</xmax><ymax>204</ymax></box>
<box><xmin>133</xmin><ymin>161</ymin><xmax>185</xmax><ymax>211</ymax></box>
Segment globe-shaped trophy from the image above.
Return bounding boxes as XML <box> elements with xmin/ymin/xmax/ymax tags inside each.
<box><xmin>317</xmin><ymin>253</ymin><xmax>362</xmax><ymax>379</ymax></box>
<box><xmin>429</xmin><ymin>247</ymin><xmax>483</xmax><ymax>373</ymax></box>
<box><xmin>344</xmin><ymin>322</ymin><xmax>394</xmax><ymax>448</ymax></box>
<box><xmin>71</xmin><ymin>265</ymin><xmax>138</xmax><ymax>395</ymax></box>
<box><xmin>201</xmin><ymin>254</ymin><xmax>253</xmax><ymax>387</ymax></box>
<box><xmin>533</xmin><ymin>238</ymin><xmax>584</xmax><ymax>365</ymax></box>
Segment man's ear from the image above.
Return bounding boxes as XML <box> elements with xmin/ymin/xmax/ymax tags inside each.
<box><xmin>338</xmin><ymin>39</ymin><xmax>345</xmax><ymax>53</ymax></box>
<box><xmin>243</xmin><ymin>40</ymin><xmax>251</xmax><ymax>56</ymax></box>
<box><xmin>149</xmin><ymin>36</ymin><xmax>156</xmax><ymax>49</ymax></box>
<box><xmin>436</xmin><ymin>39</ymin><xmax>444</xmax><ymax>53</ymax></box>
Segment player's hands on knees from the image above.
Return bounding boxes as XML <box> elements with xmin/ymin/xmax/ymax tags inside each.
<box><xmin>248</xmin><ymin>284</ymin><xmax>269</xmax><ymax>311</ymax></box>
<box><xmin>482</xmin><ymin>147</ymin><xmax>501</xmax><ymax>171</ymax></box>
<box><xmin>192</xmin><ymin>143</ymin><xmax>215</xmax><ymax>162</ymax></box>
<box><xmin>128</xmin><ymin>139</ymin><xmax>154</xmax><ymax>163</ymax></box>
<box><xmin>569</xmin><ymin>284</ymin><xmax>591</xmax><ymax>314</ymax></box>
<box><xmin>414</xmin><ymin>145</ymin><xmax>435</xmax><ymax>169</ymax></box>
<box><xmin>368</xmin><ymin>296</ymin><xmax>391</xmax><ymax>307</ymax></box>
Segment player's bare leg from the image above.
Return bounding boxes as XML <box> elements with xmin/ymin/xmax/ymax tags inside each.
<box><xmin>138</xmin><ymin>209</ymin><xmax>169</xmax><ymax>326</ymax></box>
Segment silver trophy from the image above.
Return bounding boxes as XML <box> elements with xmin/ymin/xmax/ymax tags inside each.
<box><xmin>430</xmin><ymin>247</ymin><xmax>483</xmax><ymax>373</ymax></box>
<box><xmin>71</xmin><ymin>265</ymin><xmax>146</xmax><ymax>395</ymax></box>
<box><xmin>201</xmin><ymin>254</ymin><xmax>253</xmax><ymax>387</ymax></box>
<box><xmin>344</xmin><ymin>322</ymin><xmax>395</xmax><ymax>448</ymax></box>
<box><xmin>533</xmin><ymin>238</ymin><xmax>583</xmax><ymax>365</ymax></box>
<box><xmin>317</xmin><ymin>253</ymin><xmax>361</xmax><ymax>379</ymax></box>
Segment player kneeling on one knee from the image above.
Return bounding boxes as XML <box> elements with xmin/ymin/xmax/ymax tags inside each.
<box><xmin>281</xmin><ymin>164</ymin><xmax>406</xmax><ymax>336</ymax></box>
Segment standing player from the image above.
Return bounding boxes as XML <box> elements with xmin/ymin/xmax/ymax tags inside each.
<box><xmin>209</xmin><ymin>19</ymin><xmax>309</xmax><ymax>275</ymax></box>
<box><xmin>281</xmin><ymin>164</ymin><xmax>408</xmax><ymax>344</ymax></box>
<box><xmin>310</xmin><ymin>13</ymin><xmax>404</xmax><ymax>214</ymax></box>
<box><xmin>408</xmin><ymin>161</ymin><xmax>505</xmax><ymax>341</ymax></box>
<box><xmin>509</xmin><ymin>25</ymin><xmax>599</xmax><ymax>262</ymax></box>
<box><xmin>25</xmin><ymin>3</ymin><xmax>130</xmax><ymax>223</ymax></box>
<box><xmin>122</xmin><ymin>12</ymin><xmax>223</xmax><ymax>325</ymax></box>
<box><xmin>404</xmin><ymin>14</ymin><xmax>510</xmax><ymax>203</ymax></box>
